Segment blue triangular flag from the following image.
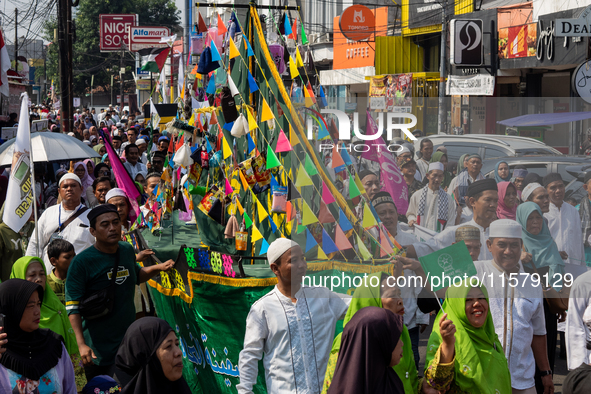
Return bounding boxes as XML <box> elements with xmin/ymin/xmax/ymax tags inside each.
<box><xmin>269</xmin><ymin>217</ymin><xmax>277</xmax><ymax>232</ymax></box>
<box><xmin>247</xmin><ymin>133</ymin><xmax>255</xmax><ymax>154</ymax></box>
<box><xmin>319</xmin><ymin>85</ymin><xmax>328</xmax><ymax>107</ymax></box>
<box><xmin>210</xmin><ymin>40</ymin><xmax>221</xmax><ymax>61</ymax></box>
<box><xmin>260</xmin><ymin>238</ymin><xmax>270</xmax><ymax>254</ymax></box>
<box><xmin>270</xmin><ymin>175</ymin><xmax>279</xmax><ymax>189</ymax></box>
<box><xmin>369</xmin><ymin>204</ymin><xmax>380</xmax><ymax>223</ymax></box>
<box><xmin>340</xmin><ymin>144</ymin><xmax>353</xmax><ymax>166</ymax></box>
<box><xmin>223</xmin><ymin>121</ymin><xmax>234</xmax><ymax>131</ymax></box>
<box><xmin>322</xmin><ymin>229</ymin><xmax>339</xmax><ymax>254</ymax></box>
<box><xmin>305</xmin><ymin>229</ymin><xmax>317</xmax><ymax>252</ymax></box>
<box><xmin>206</xmin><ymin>76</ymin><xmax>216</xmax><ymax>95</ymax></box>
<box><xmin>339</xmin><ymin>208</ymin><xmax>353</xmax><ymax>232</ymax></box>
<box><xmin>317</xmin><ymin>123</ymin><xmax>330</xmax><ymax>139</ymax></box>
<box><xmin>231</xmin><ymin>12</ymin><xmax>241</xmax><ymax>33</ymax></box>
<box><xmin>247</xmin><ymin>70</ymin><xmax>259</xmax><ymax>93</ymax></box>
<box><xmin>284</xmin><ymin>14</ymin><xmax>293</xmax><ymax>36</ymax></box>
<box><xmin>334</xmin><ymin>165</ymin><xmax>346</xmax><ymax>173</ymax></box>
<box><xmin>206</xmin><ymin>139</ymin><xmax>213</xmax><ymax>153</ymax></box>
<box><xmin>244</xmin><ymin>36</ymin><xmax>254</xmax><ymax>57</ymax></box>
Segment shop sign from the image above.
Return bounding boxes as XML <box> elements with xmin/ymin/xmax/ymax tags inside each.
<box><xmin>536</xmin><ymin>20</ymin><xmax>555</xmax><ymax>61</ymax></box>
<box><xmin>572</xmin><ymin>60</ymin><xmax>591</xmax><ymax>104</ymax></box>
<box><xmin>339</xmin><ymin>5</ymin><xmax>375</xmax><ymax>41</ymax></box>
<box><xmin>450</xmin><ymin>20</ymin><xmax>483</xmax><ymax>66</ymax></box>
<box><xmin>498</xmin><ymin>24</ymin><xmax>537</xmax><ymax>59</ymax></box>
<box><xmin>446</xmin><ymin>74</ymin><xmax>495</xmax><ymax>96</ymax></box>
<box><xmin>556</xmin><ymin>5</ymin><xmax>591</xmax><ymax>36</ymax></box>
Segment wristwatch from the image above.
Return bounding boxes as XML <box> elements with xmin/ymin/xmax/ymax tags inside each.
<box><xmin>539</xmin><ymin>370</ymin><xmax>552</xmax><ymax>377</ymax></box>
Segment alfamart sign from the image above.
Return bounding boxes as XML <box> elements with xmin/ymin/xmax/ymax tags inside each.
<box><xmin>556</xmin><ymin>5</ymin><xmax>591</xmax><ymax>36</ymax></box>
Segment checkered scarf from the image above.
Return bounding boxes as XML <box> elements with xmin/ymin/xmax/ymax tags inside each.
<box><xmin>580</xmin><ymin>196</ymin><xmax>591</xmax><ymax>247</ymax></box>
<box><xmin>417</xmin><ymin>186</ymin><xmax>449</xmax><ymax>232</ymax></box>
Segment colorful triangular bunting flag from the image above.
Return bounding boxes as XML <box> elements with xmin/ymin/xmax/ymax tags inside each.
<box><xmin>259</xmin><ymin>238</ymin><xmax>270</xmax><ymax>254</ymax></box>
<box><xmin>305</xmin><ymin>228</ymin><xmax>317</xmax><ymax>253</ymax></box>
<box><xmin>357</xmin><ymin>235</ymin><xmax>372</xmax><ymax>260</ymax></box>
<box><xmin>339</xmin><ymin>208</ymin><xmax>353</xmax><ymax>232</ymax></box>
<box><xmin>295</xmin><ymin>163</ymin><xmax>313</xmax><ymax>187</ymax></box>
<box><xmin>301</xmin><ymin>200</ymin><xmax>319</xmax><ymax>226</ymax></box>
<box><xmin>318</xmin><ymin>200</ymin><xmax>335</xmax><ymax>223</ymax></box>
<box><xmin>349</xmin><ymin>177</ymin><xmax>361</xmax><ymax>199</ymax></box>
<box><xmin>229</xmin><ymin>39</ymin><xmax>240</xmax><ymax>59</ymax></box>
<box><xmin>335</xmin><ymin>225</ymin><xmax>353</xmax><ymax>250</ymax></box>
<box><xmin>252</xmin><ymin>224</ymin><xmax>263</xmax><ymax>241</ymax></box>
<box><xmin>304</xmin><ymin>153</ymin><xmax>318</xmax><ymax>175</ymax></box>
<box><xmin>321</xmin><ymin>181</ymin><xmax>335</xmax><ymax>205</ymax></box>
<box><xmin>222</xmin><ymin>137</ymin><xmax>232</xmax><ymax>159</ymax></box>
<box><xmin>275</xmin><ymin>129</ymin><xmax>292</xmax><ymax>152</ymax></box>
<box><xmin>331</xmin><ymin>145</ymin><xmax>345</xmax><ymax>168</ymax></box>
<box><xmin>261</xmin><ymin>98</ymin><xmax>274</xmax><ymax>122</ymax></box>
<box><xmin>380</xmin><ymin>230</ymin><xmax>394</xmax><ymax>257</ymax></box>
<box><xmin>247</xmin><ymin>70</ymin><xmax>259</xmax><ymax>93</ymax></box>
<box><xmin>210</xmin><ymin>41</ymin><xmax>221</xmax><ymax>61</ymax></box>
<box><xmin>322</xmin><ymin>229</ymin><xmax>339</xmax><ymax>254</ymax></box>
<box><xmin>266</xmin><ymin>145</ymin><xmax>281</xmax><ymax>169</ymax></box>
<box><xmin>217</xmin><ymin>14</ymin><xmax>227</xmax><ymax>35</ymax></box>
<box><xmin>362</xmin><ymin>203</ymin><xmax>378</xmax><ymax>228</ymax></box>
<box><xmin>289</xmin><ymin>57</ymin><xmax>299</xmax><ymax>78</ymax></box>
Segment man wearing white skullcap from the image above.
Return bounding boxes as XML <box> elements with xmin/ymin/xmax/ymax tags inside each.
<box><xmin>566</xmin><ymin>270</ymin><xmax>591</xmax><ymax>371</ymax></box>
<box><xmin>473</xmin><ymin>219</ymin><xmax>552</xmax><ymax>394</ymax></box>
<box><xmin>106</xmin><ymin>188</ymin><xmax>131</xmax><ymax>230</ymax></box>
<box><xmin>238</xmin><ymin>238</ymin><xmax>351</xmax><ymax>394</ymax></box>
<box><xmin>522</xmin><ymin>183</ymin><xmax>550</xmax><ymax>213</ymax></box>
<box><xmin>26</xmin><ymin>172</ymin><xmax>95</xmax><ymax>273</ymax></box>
<box><xmin>406</xmin><ymin>161</ymin><xmax>458</xmax><ymax>233</ymax></box>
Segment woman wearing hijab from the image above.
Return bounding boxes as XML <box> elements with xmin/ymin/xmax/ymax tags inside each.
<box><xmin>457</xmin><ymin>154</ymin><xmax>469</xmax><ymax>174</ymax></box>
<box><xmin>427</xmin><ymin>152</ymin><xmax>452</xmax><ymax>190</ymax></box>
<box><xmin>327</xmin><ymin>306</ymin><xmax>405</xmax><ymax>394</ymax></box>
<box><xmin>322</xmin><ymin>272</ymin><xmax>418</xmax><ymax>394</ymax></box>
<box><xmin>516</xmin><ymin>202</ymin><xmax>565</xmax><ymax>289</ymax></box>
<box><xmin>494</xmin><ymin>161</ymin><xmax>512</xmax><ymax>183</ymax></box>
<box><xmin>115</xmin><ymin>317</ymin><xmax>190</xmax><ymax>394</ymax></box>
<box><xmin>10</xmin><ymin>256</ymin><xmax>87</xmax><ymax>391</ymax></box>
<box><xmin>422</xmin><ymin>280</ymin><xmax>511</xmax><ymax>394</ymax></box>
<box><xmin>92</xmin><ymin>144</ymin><xmax>106</xmax><ymax>165</ymax></box>
<box><xmin>83</xmin><ymin>159</ymin><xmax>96</xmax><ymax>182</ymax></box>
<box><xmin>73</xmin><ymin>161</ymin><xmax>93</xmax><ymax>190</ymax></box>
<box><xmin>0</xmin><ymin>279</ymin><xmax>77</xmax><ymax>393</ymax></box>
<box><xmin>496</xmin><ymin>182</ymin><xmax>518</xmax><ymax>220</ymax></box>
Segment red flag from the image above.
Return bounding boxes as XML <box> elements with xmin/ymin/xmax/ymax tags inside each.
<box><xmin>217</xmin><ymin>14</ymin><xmax>227</xmax><ymax>35</ymax></box>
<box><xmin>288</xmin><ymin>18</ymin><xmax>298</xmax><ymax>40</ymax></box>
<box><xmin>198</xmin><ymin>12</ymin><xmax>208</xmax><ymax>33</ymax></box>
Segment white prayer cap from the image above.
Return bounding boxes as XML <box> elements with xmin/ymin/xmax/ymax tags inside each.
<box><xmin>136</xmin><ymin>138</ymin><xmax>146</xmax><ymax>146</ymax></box>
<box><xmin>267</xmin><ymin>238</ymin><xmax>300</xmax><ymax>266</ymax></box>
<box><xmin>428</xmin><ymin>162</ymin><xmax>444</xmax><ymax>172</ymax></box>
<box><xmin>83</xmin><ymin>139</ymin><xmax>91</xmax><ymax>146</ymax></box>
<box><xmin>59</xmin><ymin>173</ymin><xmax>81</xmax><ymax>187</ymax></box>
<box><xmin>67</xmin><ymin>132</ymin><xmax>75</xmax><ymax>137</ymax></box>
<box><xmin>106</xmin><ymin>188</ymin><xmax>128</xmax><ymax>202</ymax></box>
<box><xmin>397</xmin><ymin>145</ymin><xmax>411</xmax><ymax>155</ymax></box>
<box><xmin>489</xmin><ymin>219</ymin><xmax>522</xmax><ymax>239</ymax></box>
<box><xmin>522</xmin><ymin>182</ymin><xmax>543</xmax><ymax>201</ymax></box>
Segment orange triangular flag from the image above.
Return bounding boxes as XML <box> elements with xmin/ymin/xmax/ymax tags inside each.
<box><xmin>239</xmin><ymin>170</ymin><xmax>250</xmax><ymax>191</ymax></box>
<box><xmin>217</xmin><ymin>14</ymin><xmax>227</xmax><ymax>35</ymax></box>
<box><xmin>260</xmin><ymin>98</ymin><xmax>274</xmax><ymax>122</ymax></box>
<box><xmin>379</xmin><ymin>230</ymin><xmax>395</xmax><ymax>257</ymax></box>
<box><xmin>290</xmin><ymin>124</ymin><xmax>300</xmax><ymax>146</ymax></box>
<box><xmin>331</xmin><ymin>145</ymin><xmax>345</xmax><ymax>168</ymax></box>
<box><xmin>318</xmin><ymin>200</ymin><xmax>336</xmax><ymax>223</ymax></box>
<box><xmin>288</xmin><ymin>18</ymin><xmax>298</xmax><ymax>40</ymax></box>
<box><xmin>335</xmin><ymin>225</ymin><xmax>353</xmax><ymax>250</ymax></box>
<box><xmin>285</xmin><ymin>201</ymin><xmax>293</xmax><ymax>222</ymax></box>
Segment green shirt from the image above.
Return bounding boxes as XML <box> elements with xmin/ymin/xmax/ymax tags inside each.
<box><xmin>0</xmin><ymin>223</ymin><xmax>23</xmax><ymax>282</ymax></box>
<box><xmin>65</xmin><ymin>242</ymin><xmax>140</xmax><ymax>366</ymax></box>
<box><xmin>47</xmin><ymin>270</ymin><xmax>66</xmax><ymax>305</ymax></box>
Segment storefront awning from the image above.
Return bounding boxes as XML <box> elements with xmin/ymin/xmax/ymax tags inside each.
<box><xmin>498</xmin><ymin>112</ymin><xmax>591</xmax><ymax>127</ymax></box>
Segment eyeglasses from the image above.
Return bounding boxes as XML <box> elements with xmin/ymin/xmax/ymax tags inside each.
<box><xmin>99</xmin><ymin>170</ymin><xmax>111</xmax><ymax>176</ymax></box>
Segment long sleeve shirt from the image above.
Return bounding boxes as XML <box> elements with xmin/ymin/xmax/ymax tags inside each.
<box><xmin>544</xmin><ymin>202</ymin><xmax>586</xmax><ymax>266</ymax></box>
<box><xmin>566</xmin><ymin>270</ymin><xmax>591</xmax><ymax>370</ymax></box>
<box><xmin>26</xmin><ymin>202</ymin><xmax>95</xmax><ymax>273</ymax></box>
<box><xmin>406</xmin><ymin>186</ymin><xmax>457</xmax><ymax>232</ymax></box>
<box><xmin>237</xmin><ymin>286</ymin><xmax>350</xmax><ymax>394</ymax></box>
<box><xmin>123</xmin><ymin>161</ymin><xmax>148</xmax><ymax>180</ymax></box>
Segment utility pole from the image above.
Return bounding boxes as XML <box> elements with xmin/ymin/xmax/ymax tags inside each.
<box><xmin>57</xmin><ymin>0</ymin><xmax>73</xmax><ymax>133</ymax></box>
<box><xmin>14</xmin><ymin>9</ymin><xmax>17</xmax><ymax>72</ymax></box>
<box><xmin>438</xmin><ymin>0</ymin><xmax>447</xmax><ymax>135</ymax></box>
<box><xmin>120</xmin><ymin>49</ymin><xmax>124</xmax><ymax>112</ymax></box>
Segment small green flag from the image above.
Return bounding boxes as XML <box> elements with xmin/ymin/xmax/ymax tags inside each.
<box><xmin>301</xmin><ymin>24</ymin><xmax>309</xmax><ymax>45</ymax></box>
<box><xmin>244</xmin><ymin>213</ymin><xmax>253</xmax><ymax>229</ymax></box>
<box><xmin>418</xmin><ymin>242</ymin><xmax>477</xmax><ymax>291</ymax></box>
<box><xmin>349</xmin><ymin>176</ymin><xmax>361</xmax><ymax>199</ymax></box>
<box><xmin>266</xmin><ymin>145</ymin><xmax>281</xmax><ymax>169</ymax></box>
<box><xmin>304</xmin><ymin>153</ymin><xmax>318</xmax><ymax>175</ymax></box>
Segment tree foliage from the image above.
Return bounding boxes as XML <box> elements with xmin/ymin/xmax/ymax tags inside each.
<box><xmin>43</xmin><ymin>0</ymin><xmax>181</xmax><ymax>97</ymax></box>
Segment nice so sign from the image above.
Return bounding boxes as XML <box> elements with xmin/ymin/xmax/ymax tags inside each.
<box><xmin>100</xmin><ymin>14</ymin><xmax>138</xmax><ymax>51</ymax></box>
<box><xmin>556</xmin><ymin>5</ymin><xmax>591</xmax><ymax>36</ymax></box>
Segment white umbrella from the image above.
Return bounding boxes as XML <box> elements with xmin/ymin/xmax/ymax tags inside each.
<box><xmin>0</xmin><ymin>132</ymin><xmax>101</xmax><ymax>166</ymax></box>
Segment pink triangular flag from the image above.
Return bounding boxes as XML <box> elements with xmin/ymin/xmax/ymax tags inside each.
<box><xmin>225</xmin><ymin>178</ymin><xmax>233</xmax><ymax>196</ymax></box>
<box><xmin>275</xmin><ymin>129</ymin><xmax>292</xmax><ymax>152</ymax></box>
<box><xmin>321</xmin><ymin>181</ymin><xmax>335</xmax><ymax>205</ymax></box>
<box><xmin>379</xmin><ymin>230</ymin><xmax>394</xmax><ymax>257</ymax></box>
<box><xmin>335</xmin><ymin>225</ymin><xmax>353</xmax><ymax>250</ymax></box>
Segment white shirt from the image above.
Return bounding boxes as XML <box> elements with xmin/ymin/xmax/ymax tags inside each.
<box><xmin>26</xmin><ymin>202</ymin><xmax>95</xmax><ymax>273</ymax></box>
<box><xmin>416</xmin><ymin>158</ymin><xmax>429</xmax><ymax>181</ymax></box>
<box><xmin>412</xmin><ymin>219</ymin><xmax>491</xmax><ymax>261</ymax></box>
<box><xmin>406</xmin><ymin>186</ymin><xmax>457</xmax><ymax>232</ymax></box>
<box><xmin>124</xmin><ymin>160</ymin><xmax>148</xmax><ymax>180</ymax></box>
<box><xmin>237</xmin><ymin>285</ymin><xmax>350</xmax><ymax>394</ymax></box>
<box><xmin>447</xmin><ymin>173</ymin><xmax>484</xmax><ymax>199</ymax></box>
<box><xmin>566</xmin><ymin>270</ymin><xmax>591</xmax><ymax>370</ymax></box>
<box><xmin>545</xmin><ymin>202</ymin><xmax>585</xmax><ymax>266</ymax></box>
<box><xmin>474</xmin><ymin>260</ymin><xmax>546</xmax><ymax>390</ymax></box>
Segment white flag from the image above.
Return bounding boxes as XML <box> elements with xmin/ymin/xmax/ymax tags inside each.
<box><xmin>3</xmin><ymin>93</ymin><xmax>34</xmax><ymax>232</ymax></box>
<box><xmin>150</xmin><ymin>98</ymin><xmax>161</xmax><ymax>128</ymax></box>
<box><xmin>159</xmin><ymin>71</ymin><xmax>168</xmax><ymax>104</ymax></box>
<box><xmin>177</xmin><ymin>53</ymin><xmax>184</xmax><ymax>100</ymax></box>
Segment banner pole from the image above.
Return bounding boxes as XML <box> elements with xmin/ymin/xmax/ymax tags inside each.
<box><xmin>28</xmin><ymin>114</ymin><xmax>40</xmax><ymax>257</ymax></box>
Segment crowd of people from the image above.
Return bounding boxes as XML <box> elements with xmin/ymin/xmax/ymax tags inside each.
<box><xmin>0</xmin><ymin>108</ymin><xmax>591</xmax><ymax>394</ymax></box>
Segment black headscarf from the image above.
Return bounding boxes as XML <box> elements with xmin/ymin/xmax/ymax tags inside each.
<box><xmin>116</xmin><ymin>317</ymin><xmax>191</xmax><ymax>394</ymax></box>
<box><xmin>0</xmin><ymin>279</ymin><xmax>64</xmax><ymax>380</ymax></box>
<box><xmin>327</xmin><ymin>307</ymin><xmax>404</xmax><ymax>394</ymax></box>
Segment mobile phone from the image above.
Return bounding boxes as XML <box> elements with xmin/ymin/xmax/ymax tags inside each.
<box><xmin>0</xmin><ymin>313</ymin><xmax>5</xmax><ymax>332</ymax></box>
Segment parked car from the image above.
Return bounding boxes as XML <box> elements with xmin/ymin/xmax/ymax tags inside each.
<box><xmin>413</xmin><ymin>135</ymin><xmax>562</xmax><ymax>162</ymax></box>
<box><xmin>480</xmin><ymin>155</ymin><xmax>591</xmax><ymax>185</ymax></box>
<box><xmin>564</xmin><ymin>164</ymin><xmax>591</xmax><ymax>202</ymax></box>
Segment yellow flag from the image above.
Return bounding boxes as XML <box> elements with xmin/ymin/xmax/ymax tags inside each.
<box><xmin>362</xmin><ymin>203</ymin><xmax>378</xmax><ymax>228</ymax></box>
<box><xmin>188</xmin><ymin>113</ymin><xmax>195</xmax><ymax>126</ymax></box>
<box><xmin>296</xmin><ymin>48</ymin><xmax>304</xmax><ymax>68</ymax></box>
<box><xmin>254</xmin><ymin>193</ymin><xmax>269</xmax><ymax>222</ymax></box>
<box><xmin>239</xmin><ymin>170</ymin><xmax>250</xmax><ymax>191</ymax></box>
<box><xmin>289</xmin><ymin>57</ymin><xmax>299</xmax><ymax>79</ymax></box>
<box><xmin>236</xmin><ymin>199</ymin><xmax>244</xmax><ymax>215</ymax></box>
<box><xmin>295</xmin><ymin>163</ymin><xmax>313</xmax><ymax>187</ymax></box>
<box><xmin>317</xmin><ymin>247</ymin><xmax>328</xmax><ymax>260</ymax></box>
<box><xmin>247</xmin><ymin>109</ymin><xmax>258</xmax><ymax>131</ymax></box>
<box><xmin>303</xmin><ymin>86</ymin><xmax>313</xmax><ymax>108</ymax></box>
<box><xmin>301</xmin><ymin>200</ymin><xmax>319</xmax><ymax>226</ymax></box>
<box><xmin>357</xmin><ymin>235</ymin><xmax>373</xmax><ymax>261</ymax></box>
<box><xmin>355</xmin><ymin>173</ymin><xmax>364</xmax><ymax>192</ymax></box>
<box><xmin>260</xmin><ymin>98</ymin><xmax>274</xmax><ymax>122</ymax></box>
<box><xmin>290</xmin><ymin>124</ymin><xmax>300</xmax><ymax>146</ymax></box>
<box><xmin>229</xmin><ymin>39</ymin><xmax>240</xmax><ymax>59</ymax></box>
<box><xmin>222</xmin><ymin>136</ymin><xmax>232</xmax><ymax>159</ymax></box>
<box><xmin>252</xmin><ymin>224</ymin><xmax>263</xmax><ymax>241</ymax></box>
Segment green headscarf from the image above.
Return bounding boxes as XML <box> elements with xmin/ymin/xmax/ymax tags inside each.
<box><xmin>429</xmin><ymin>152</ymin><xmax>452</xmax><ymax>189</ymax></box>
<box><xmin>458</xmin><ymin>154</ymin><xmax>469</xmax><ymax>174</ymax></box>
<box><xmin>323</xmin><ymin>272</ymin><xmax>418</xmax><ymax>394</ymax></box>
<box><xmin>93</xmin><ymin>143</ymin><xmax>105</xmax><ymax>165</ymax></box>
<box><xmin>425</xmin><ymin>279</ymin><xmax>511</xmax><ymax>394</ymax></box>
<box><xmin>10</xmin><ymin>256</ymin><xmax>79</xmax><ymax>356</ymax></box>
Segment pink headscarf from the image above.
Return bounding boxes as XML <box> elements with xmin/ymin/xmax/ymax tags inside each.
<box><xmin>74</xmin><ymin>161</ymin><xmax>93</xmax><ymax>190</ymax></box>
<box><xmin>496</xmin><ymin>181</ymin><xmax>518</xmax><ymax>220</ymax></box>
